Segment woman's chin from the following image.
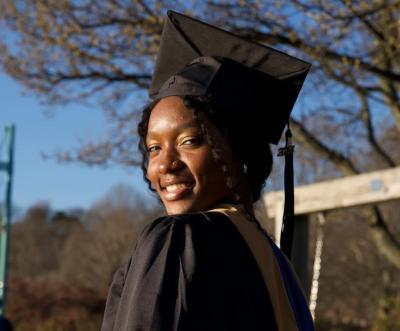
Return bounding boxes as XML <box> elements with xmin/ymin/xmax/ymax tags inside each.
<box><xmin>163</xmin><ymin>197</ymin><xmax>206</xmax><ymax>215</ymax></box>
<box><xmin>164</xmin><ymin>202</ymin><xmax>195</xmax><ymax>215</ymax></box>
<box><xmin>162</xmin><ymin>193</ymin><xmax>233</xmax><ymax>215</ymax></box>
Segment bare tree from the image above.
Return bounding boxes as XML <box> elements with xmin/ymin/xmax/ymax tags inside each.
<box><xmin>206</xmin><ymin>0</ymin><xmax>400</xmax><ymax>269</ymax></box>
<box><xmin>59</xmin><ymin>184</ymin><xmax>162</xmax><ymax>291</ymax></box>
<box><xmin>9</xmin><ymin>203</ymin><xmax>62</xmax><ymax>279</ymax></box>
<box><xmin>1</xmin><ymin>1</ymin><xmax>399</xmax><ymax>268</ymax></box>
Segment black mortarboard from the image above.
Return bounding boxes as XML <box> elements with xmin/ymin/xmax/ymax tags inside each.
<box><xmin>150</xmin><ymin>10</ymin><xmax>311</xmax><ymax>145</ymax></box>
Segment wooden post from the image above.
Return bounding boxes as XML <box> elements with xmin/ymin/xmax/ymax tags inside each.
<box><xmin>291</xmin><ymin>214</ymin><xmax>310</xmax><ymax>296</ymax></box>
<box><xmin>263</xmin><ymin>167</ymin><xmax>400</xmax><ymax>300</ymax></box>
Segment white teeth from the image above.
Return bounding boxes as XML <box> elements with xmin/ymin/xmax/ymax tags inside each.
<box><xmin>165</xmin><ymin>183</ymin><xmax>192</xmax><ymax>192</ymax></box>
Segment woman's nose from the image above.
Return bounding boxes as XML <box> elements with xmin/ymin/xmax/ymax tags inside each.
<box><xmin>158</xmin><ymin>149</ymin><xmax>184</xmax><ymax>174</ymax></box>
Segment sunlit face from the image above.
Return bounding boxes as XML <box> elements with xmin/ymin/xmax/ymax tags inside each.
<box><xmin>146</xmin><ymin>96</ymin><xmax>238</xmax><ymax>215</ymax></box>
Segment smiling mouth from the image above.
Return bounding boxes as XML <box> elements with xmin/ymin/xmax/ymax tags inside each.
<box><xmin>162</xmin><ymin>183</ymin><xmax>194</xmax><ymax>201</ymax></box>
<box><xmin>165</xmin><ymin>183</ymin><xmax>193</xmax><ymax>192</ymax></box>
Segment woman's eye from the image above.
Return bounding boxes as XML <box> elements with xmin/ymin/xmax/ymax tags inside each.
<box><xmin>181</xmin><ymin>137</ymin><xmax>201</xmax><ymax>146</ymax></box>
<box><xmin>147</xmin><ymin>145</ymin><xmax>160</xmax><ymax>154</ymax></box>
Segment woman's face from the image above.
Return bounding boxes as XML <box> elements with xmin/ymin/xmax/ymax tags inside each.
<box><xmin>146</xmin><ymin>96</ymin><xmax>238</xmax><ymax>215</ymax></box>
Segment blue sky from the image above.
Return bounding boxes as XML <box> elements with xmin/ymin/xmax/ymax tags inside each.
<box><xmin>0</xmin><ymin>73</ymin><xmax>154</xmax><ymax>213</ymax></box>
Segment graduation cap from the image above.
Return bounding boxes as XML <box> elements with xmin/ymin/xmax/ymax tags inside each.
<box><xmin>149</xmin><ymin>10</ymin><xmax>311</xmax><ymax>258</ymax></box>
<box><xmin>150</xmin><ymin>10</ymin><xmax>310</xmax><ymax>145</ymax></box>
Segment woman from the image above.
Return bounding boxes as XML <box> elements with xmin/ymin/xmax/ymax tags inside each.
<box><xmin>102</xmin><ymin>11</ymin><xmax>314</xmax><ymax>331</ymax></box>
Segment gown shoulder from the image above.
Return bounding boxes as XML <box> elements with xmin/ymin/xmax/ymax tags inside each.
<box><xmin>101</xmin><ymin>211</ymin><xmax>277</xmax><ymax>331</ymax></box>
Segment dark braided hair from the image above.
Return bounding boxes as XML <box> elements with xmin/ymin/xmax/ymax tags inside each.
<box><xmin>185</xmin><ymin>99</ymin><xmax>236</xmax><ymax>192</ymax></box>
<box><xmin>137</xmin><ymin>95</ymin><xmax>273</xmax><ymax>202</ymax></box>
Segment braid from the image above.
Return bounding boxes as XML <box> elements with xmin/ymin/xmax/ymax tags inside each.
<box><xmin>183</xmin><ymin>97</ymin><xmax>240</xmax><ymax>199</ymax></box>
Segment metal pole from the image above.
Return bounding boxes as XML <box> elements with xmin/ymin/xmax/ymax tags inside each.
<box><xmin>0</xmin><ymin>125</ymin><xmax>15</xmax><ymax>315</ymax></box>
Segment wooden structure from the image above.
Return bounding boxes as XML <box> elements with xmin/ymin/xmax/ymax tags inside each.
<box><xmin>263</xmin><ymin>166</ymin><xmax>400</xmax><ymax>293</ymax></box>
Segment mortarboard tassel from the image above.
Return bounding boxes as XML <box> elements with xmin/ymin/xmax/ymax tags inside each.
<box><xmin>278</xmin><ymin>125</ymin><xmax>295</xmax><ymax>260</ymax></box>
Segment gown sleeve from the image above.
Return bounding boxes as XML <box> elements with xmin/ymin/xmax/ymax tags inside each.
<box><xmin>101</xmin><ymin>258</ymin><xmax>132</xmax><ymax>331</ymax></box>
<box><xmin>101</xmin><ymin>212</ymin><xmax>277</xmax><ymax>331</ymax></box>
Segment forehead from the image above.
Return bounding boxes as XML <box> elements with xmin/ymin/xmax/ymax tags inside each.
<box><xmin>152</xmin><ymin>96</ymin><xmax>193</xmax><ymax>120</ymax></box>
<box><xmin>147</xmin><ymin>96</ymin><xmax>199</xmax><ymax>136</ymax></box>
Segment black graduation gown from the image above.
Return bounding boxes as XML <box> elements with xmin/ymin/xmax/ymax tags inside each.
<box><xmin>101</xmin><ymin>210</ymin><xmax>314</xmax><ymax>331</ymax></box>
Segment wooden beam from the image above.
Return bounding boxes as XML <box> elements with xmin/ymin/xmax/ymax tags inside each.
<box><xmin>291</xmin><ymin>215</ymin><xmax>310</xmax><ymax>296</ymax></box>
<box><xmin>264</xmin><ymin>166</ymin><xmax>400</xmax><ymax>218</ymax></box>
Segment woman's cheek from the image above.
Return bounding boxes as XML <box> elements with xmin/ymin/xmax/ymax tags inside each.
<box><xmin>146</xmin><ymin>160</ymin><xmax>158</xmax><ymax>188</ymax></box>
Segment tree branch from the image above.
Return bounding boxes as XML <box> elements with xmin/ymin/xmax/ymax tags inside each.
<box><xmin>356</xmin><ymin>89</ymin><xmax>396</xmax><ymax>167</ymax></box>
<box><xmin>47</xmin><ymin>71</ymin><xmax>151</xmax><ymax>86</ymax></box>
<box><xmin>379</xmin><ymin>60</ymin><xmax>400</xmax><ymax>132</ymax></box>
<box><xmin>234</xmin><ymin>27</ymin><xmax>400</xmax><ymax>83</ymax></box>
<box><xmin>290</xmin><ymin>118</ymin><xmax>359</xmax><ymax>175</ymax></box>
<box><xmin>367</xmin><ymin>206</ymin><xmax>400</xmax><ymax>270</ymax></box>
<box><xmin>339</xmin><ymin>0</ymin><xmax>386</xmax><ymax>41</ymax></box>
